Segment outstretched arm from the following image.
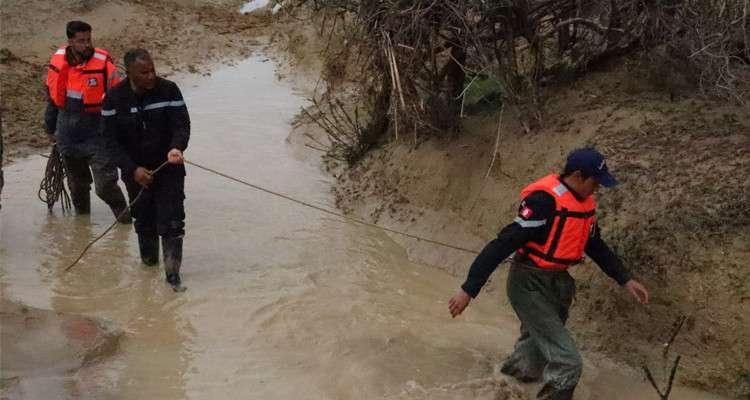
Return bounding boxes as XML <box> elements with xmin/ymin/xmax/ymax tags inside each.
<box><xmin>449</xmin><ymin>191</ymin><xmax>555</xmax><ymax>317</ymax></box>
<box><xmin>585</xmin><ymin>223</ymin><xmax>649</xmax><ymax>304</ymax></box>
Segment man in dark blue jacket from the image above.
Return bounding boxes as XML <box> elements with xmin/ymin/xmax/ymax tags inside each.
<box><xmin>102</xmin><ymin>48</ymin><xmax>190</xmax><ymax>291</ymax></box>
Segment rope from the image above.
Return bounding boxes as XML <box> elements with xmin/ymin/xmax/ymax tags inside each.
<box><xmin>65</xmin><ymin>161</ymin><xmax>170</xmax><ymax>272</ymax></box>
<box><xmin>65</xmin><ymin>158</ymin><xmax>481</xmax><ymax>272</ymax></box>
<box><xmin>183</xmin><ymin>160</ymin><xmax>481</xmax><ymax>255</ymax></box>
<box><xmin>38</xmin><ymin>145</ymin><xmax>71</xmax><ymax>212</ymax></box>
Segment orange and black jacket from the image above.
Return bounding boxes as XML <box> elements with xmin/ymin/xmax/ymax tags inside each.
<box><xmin>460</xmin><ymin>175</ymin><xmax>631</xmax><ymax>298</ymax></box>
<box><xmin>44</xmin><ymin>46</ymin><xmax>122</xmax><ymax>142</ymax></box>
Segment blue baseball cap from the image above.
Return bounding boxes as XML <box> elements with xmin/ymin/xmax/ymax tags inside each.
<box><xmin>564</xmin><ymin>148</ymin><xmax>617</xmax><ymax>187</ymax></box>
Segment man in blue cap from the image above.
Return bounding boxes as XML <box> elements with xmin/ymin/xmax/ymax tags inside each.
<box><xmin>448</xmin><ymin>147</ymin><xmax>649</xmax><ymax>400</ymax></box>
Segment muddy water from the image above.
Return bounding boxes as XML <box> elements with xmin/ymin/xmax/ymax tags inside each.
<box><xmin>0</xmin><ymin>56</ymin><xmax>728</xmax><ymax>400</ymax></box>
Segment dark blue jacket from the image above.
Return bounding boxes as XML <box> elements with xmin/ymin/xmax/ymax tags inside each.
<box><xmin>101</xmin><ymin>77</ymin><xmax>190</xmax><ymax>177</ymax></box>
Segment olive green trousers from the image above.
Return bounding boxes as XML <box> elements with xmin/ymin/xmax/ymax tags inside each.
<box><xmin>502</xmin><ymin>261</ymin><xmax>582</xmax><ymax>400</ymax></box>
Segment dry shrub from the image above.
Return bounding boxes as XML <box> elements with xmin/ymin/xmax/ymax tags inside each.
<box><xmin>288</xmin><ymin>0</ymin><xmax>750</xmax><ymax>158</ymax></box>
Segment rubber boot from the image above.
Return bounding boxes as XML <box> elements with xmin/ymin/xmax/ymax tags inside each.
<box><xmin>162</xmin><ymin>236</ymin><xmax>186</xmax><ymax>292</ymax></box>
<box><xmin>138</xmin><ymin>233</ymin><xmax>159</xmax><ymax>266</ymax></box>
<box><xmin>71</xmin><ymin>190</ymin><xmax>91</xmax><ymax>215</ymax></box>
<box><xmin>111</xmin><ymin>202</ymin><xmax>132</xmax><ymax>224</ymax></box>
<box><xmin>501</xmin><ymin>359</ymin><xmax>542</xmax><ymax>383</ymax></box>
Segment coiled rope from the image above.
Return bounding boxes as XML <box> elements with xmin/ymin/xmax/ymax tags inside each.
<box><xmin>38</xmin><ymin>145</ymin><xmax>72</xmax><ymax>212</ymax></box>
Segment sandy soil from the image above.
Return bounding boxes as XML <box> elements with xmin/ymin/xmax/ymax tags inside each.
<box><xmin>330</xmin><ymin>65</ymin><xmax>750</xmax><ymax>398</ymax></box>
<box><xmin>0</xmin><ymin>0</ymin><xmax>273</xmax><ymax>161</ymax></box>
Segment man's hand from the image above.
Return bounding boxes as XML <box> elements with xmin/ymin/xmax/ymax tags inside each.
<box><xmin>47</xmin><ymin>133</ymin><xmax>56</xmax><ymax>144</ymax></box>
<box><xmin>167</xmin><ymin>148</ymin><xmax>183</xmax><ymax>164</ymax></box>
<box><xmin>133</xmin><ymin>167</ymin><xmax>153</xmax><ymax>188</ymax></box>
<box><xmin>625</xmin><ymin>279</ymin><xmax>650</xmax><ymax>304</ymax></box>
<box><xmin>448</xmin><ymin>289</ymin><xmax>472</xmax><ymax>318</ymax></box>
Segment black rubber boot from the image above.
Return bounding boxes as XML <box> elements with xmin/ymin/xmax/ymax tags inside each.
<box><xmin>162</xmin><ymin>237</ymin><xmax>186</xmax><ymax>292</ymax></box>
<box><xmin>138</xmin><ymin>234</ymin><xmax>160</xmax><ymax>266</ymax></box>
<box><xmin>71</xmin><ymin>191</ymin><xmax>91</xmax><ymax>215</ymax></box>
<box><xmin>111</xmin><ymin>202</ymin><xmax>132</xmax><ymax>224</ymax></box>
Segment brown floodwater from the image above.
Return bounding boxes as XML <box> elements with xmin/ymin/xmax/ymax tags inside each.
<box><xmin>0</xmin><ymin>56</ymin><xmax>729</xmax><ymax>400</ymax></box>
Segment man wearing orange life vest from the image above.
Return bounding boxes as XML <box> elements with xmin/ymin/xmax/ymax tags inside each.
<box><xmin>44</xmin><ymin>21</ymin><xmax>129</xmax><ymax>221</ymax></box>
<box><xmin>448</xmin><ymin>148</ymin><xmax>649</xmax><ymax>400</ymax></box>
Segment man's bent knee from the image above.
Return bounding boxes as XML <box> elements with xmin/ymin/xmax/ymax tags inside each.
<box><xmin>157</xmin><ymin>220</ymin><xmax>185</xmax><ymax>238</ymax></box>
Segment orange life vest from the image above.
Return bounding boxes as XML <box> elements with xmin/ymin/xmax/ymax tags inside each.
<box><xmin>516</xmin><ymin>174</ymin><xmax>596</xmax><ymax>270</ymax></box>
<box><xmin>46</xmin><ymin>47</ymin><xmax>122</xmax><ymax>113</ymax></box>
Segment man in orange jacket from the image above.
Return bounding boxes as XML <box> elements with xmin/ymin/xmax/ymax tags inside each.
<box><xmin>44</xmin><ymin>21</ymin><xmax>129</xmax><ymax>221</ymax></box>
<box><xmin>448</xmin><ymin>148</ymin><xmax>649</xmax><ymax>400</ymax></box>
